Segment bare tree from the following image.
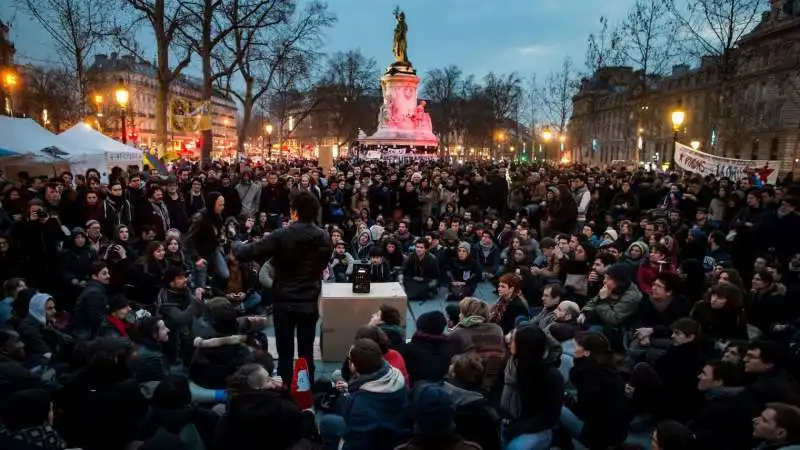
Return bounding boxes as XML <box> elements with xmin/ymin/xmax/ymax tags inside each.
<box><xmin>317</xmin><ymin>50</ymin><xmax>380</xmax><ymax>147</ymax></box>
<box><xmin>20</xmin><ymin>0</ymin><xmax>110</xmax><ymax>116</ymax></box>
<box><xmin>117</xmin><ymin>0</ymin><xmax>194</xmax><ymax>153</ymax></box>
<box><xmin>422</xmin><ymin>65</ymin><xmax>465</xmax><ymax>154</ymax></box>
<box><xmin>18</xmin><ymin>65</ymin><xmax>80</xmax><ymax>131</ymax></box>
<box><xmin>667</xmin><ymin>0</ymin><xmax>762</xmax><ymax>72</ymax></box>
<box><xmin>538</xmin><ymin>58</ymin><xmax>578</xmax><ymax>160</ymax></box>
<box><xmin>181</xmin><ymin>0</ymin><xmax>292</xmax><ymax>162</ymax></box>
<box><xmin>619</xmin><ymin>0</ymin><xmax>677</xmax><ymax>76</ymax></box>
<box><xmin>219</xmin><ymin>0</ymin><xmax>334</xmax><ymax>155</ymax></box>
<box><xmin>456</xmin><ymin>76</ymin><xmax>494</xmax><ymax>149</ymax></box>
<box><xmin>539</xmin><ymin>57</ymin><xmax>578</xmax><ymax>135</ymax></box>
<box><xmin>667</xmin><ymin>0</ymin><xmax>764</xmax><ymax>151</ymax></box>
<box><xmin>482</xmin><ymin>72</ymin><xmax>523</xmax><ymax>126</ymax></box>
<box><xmin>584</xmin><ymin>16</ymin><xmax>625</xmax><ymax>75</ymax></box>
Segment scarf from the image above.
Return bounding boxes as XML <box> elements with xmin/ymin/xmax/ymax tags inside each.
<box><xmin>456</xmin><ymin>315</ymin><xmax>486</xmax><ymax>329</ymax></box>
<box><xmin>2</xmin><ymin>424</ymin><xmax>66</xmax><ymax>449</ymax></box>
<box><xmin>489</xmin><ymin>295</ymin><xmax>513</xmax><ymax>324</ymax></box>
<box><xmin>150</xmin><ymin>200</ymin><xmax>171</xmax><ymax>232</ymax></box>
<box><xmin>107</xmin><ymin>314</ymin><xmax>130</xmax><ymax>337</ymax></box>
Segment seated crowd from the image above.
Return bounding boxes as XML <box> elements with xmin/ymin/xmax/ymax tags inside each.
<box><xmin>2</xmin><ymin>160</ymin><xmax>800</xmax><ymax>450</ymax></box>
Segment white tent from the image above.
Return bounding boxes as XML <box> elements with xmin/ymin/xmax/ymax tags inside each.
<box><xmin>58</xmin><ymin>123</ymin><xmax>143</xmax><ymax>180</ymax></box>
<box><xmin>0</xmin><ymin>116</ymin><xmax>71</xmax><ymax>176</ymax></box>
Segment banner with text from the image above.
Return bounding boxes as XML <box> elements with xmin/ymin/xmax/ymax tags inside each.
<box><xmin>674</xmin><ymin>142</ymin><xmax>782</xmax><ymax>185</ymax></box>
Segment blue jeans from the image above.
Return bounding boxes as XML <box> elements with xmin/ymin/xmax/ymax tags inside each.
<box><xmin>194</xmin><ymin>247</ymin><xmax>230</xmax><ymax>288</ymax></box>
<box><xmin>560</xmin><ymin>406</ymin><xmax>589</xmax><ymax>450</ymax></box>
<box><xmin>502</xmin><ymin>427</ymin><xmax>552</xmax><ymax>450</ymax></box>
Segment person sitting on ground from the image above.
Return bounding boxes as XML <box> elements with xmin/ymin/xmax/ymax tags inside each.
<box><xmin>325</xmin><ymin>338</ymin><xmax>409</xmax><ymax>450</ymax></box>
<box><xmin>341</xmin><ymin>326</ymin><xmax>409</xmax><ymax>386</ymax></box>
<box><xmin>96</xmin><ymin>294</ymin><xmax>133</xmax><ymax>339</ymax></box>
<box><xmin>213</xmin><ymin>362</ymin><xmax>313</xmax><ymax>450</ymax></box>
<box><xmin>403</xmin><ymin>311</ymin><xmax>457</xmax><ymax>385</ymax></box>
<box><xmin>395</xmin><ymin>383</ymin><xmax>481</xmax><ymax>450</ymax></box>
<box><xmin>752</xmin><ymin>402</ymin><xmax>800</xmax><ymax>450</ymax></box>
<box><xmin>529</xmin><ymin>284</ymin><xmax>564</xmax><ymax>331</ymax></box>
<box><xmin>0</xmin><ymin>388</ymin><xmax>67</xmax><ymax>450</ymax></box>
<box><xmin>367</xmin><ymin>304</ymin><xmax>405</xmax><ymax>351</ymax></box>
<box><xmin>441</xmin><ymin>353</ymin><xmax>501</xmax><ymax>450</ymax></box>
<box><xmin>402</xmin><ymin>239</ymin><xmax>440</xmax><ymax>302</ymax></box>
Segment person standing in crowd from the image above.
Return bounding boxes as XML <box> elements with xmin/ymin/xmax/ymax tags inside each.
<box><xmin>235</xmin><ymin>191</ymin><xmax>331</xmax><ymax>383</ymax></box>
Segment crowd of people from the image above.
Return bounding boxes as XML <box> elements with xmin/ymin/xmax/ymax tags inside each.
<box><xmin>1</xmin><ymin>157</ymin><xmax>800</xmax><ymax>450</ymax></box>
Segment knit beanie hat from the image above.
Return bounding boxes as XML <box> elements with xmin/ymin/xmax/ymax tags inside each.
<box><xmin>603</xmin><ymin>228</ymin><xmax>618</xmax><ymax>242</ymax></box>
<box><xmin>412</xmin><ymin>384</ymin><xmax>456</xmax><ymax>437</ymax></box>
<box><xmin>107</xmin><ymin>294</ymin><xmax>130</xmax><ymax>314</ymax></box>
<box><xmin>416</xmin><ymin>311</ymin><xmax>447</xmax><ymax>336</ymax></box>
<box><xmin>457</xmin><ymin>241</ymin><xmax>472</xmax><ymax>253</ymax></box>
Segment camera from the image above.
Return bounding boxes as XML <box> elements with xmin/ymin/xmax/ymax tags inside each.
<box><xmin>35</xmin><ymin>210</ymin><xmax>48</xmax><ymax>218</ymax></box>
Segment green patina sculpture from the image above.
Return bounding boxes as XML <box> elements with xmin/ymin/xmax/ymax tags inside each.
<box><xmin>392</xmin><ymin>7</ymin><xmax>410</xmax><ymax>65</ymax></box>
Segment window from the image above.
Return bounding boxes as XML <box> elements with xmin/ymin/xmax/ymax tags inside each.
<box><xmin>770</xmin><ymin>137</ymin><xmax>779</xmax><ymax>161</ymax></box>
<box><xmin>750</xmin><ymin>139</ymin><xmax>759</xmax><ymax>160</ymax></box>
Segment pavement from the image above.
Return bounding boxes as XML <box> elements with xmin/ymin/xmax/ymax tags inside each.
<box><xmin>261</xmin><ymin>281</ymin><xmax>653</xmax><ymax>448</ymax></box>
<box><xmin>263</xmin><ymin>282</ymin><xmax>500</xmax><ymax>376</ymax></box>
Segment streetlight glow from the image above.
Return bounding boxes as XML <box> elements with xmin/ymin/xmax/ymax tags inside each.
<box><xmin>691</xmin><ymin>140</ymin><xmax>700</xmax><ymax>150</ymax></box>
<box><xmin>265</xmin><ymin>124</ymin><xmax>273</xmax><ymax>135</ymax></box>
<box><xmin>671</xmin><ymin>108</ymin><xmax>685</xmax><ymax>130</ymax></box>
<box><xmin>2</xmin><ymin>70</ymin><xmax>18</xmax><ymax>88</ymax></box>
<box><xmin>542</xmin><ymin>129</ymin><xmax>553</xmax><ymax>142</ymax></box>
<box><xmin>114</xmin><ymin>79</ymin><xmax>129</xmax><ymax>108</ymax></box>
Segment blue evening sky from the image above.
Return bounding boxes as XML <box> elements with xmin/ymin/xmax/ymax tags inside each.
<box><xmin>2</xmin><ymin>0</ymin><xmax>636</xmax><ymax>82</ymax></box>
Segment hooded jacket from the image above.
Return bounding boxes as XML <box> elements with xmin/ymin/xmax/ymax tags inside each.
<box><xmin>342</xmin><ymin>363</ymin><xmax>409</xmax><ymax>450</ymax></box>
<box><xmin>186</xmin><ymin>192</ymin><xmax>225</xmax><ymax>261</ymax></box>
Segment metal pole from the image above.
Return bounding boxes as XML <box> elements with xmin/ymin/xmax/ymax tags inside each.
<box><xmin>121</xmin><ymin>108</ymin><xmax>127</xmax><ymax>144</ymax></box>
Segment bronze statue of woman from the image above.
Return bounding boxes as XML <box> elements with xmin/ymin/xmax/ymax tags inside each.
<box><xmin>393</xmin><ymin>7</ymin><xmax>409</xmax><ymax>65</ymax></box>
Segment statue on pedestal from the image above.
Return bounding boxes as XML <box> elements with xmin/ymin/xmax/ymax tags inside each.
<box><xmin>393</xmin><ymin>7</ymin><xmax>409</xmax><ymax>65</ymax></box>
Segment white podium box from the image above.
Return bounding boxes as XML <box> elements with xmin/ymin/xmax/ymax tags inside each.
<box><xmin>319</xmin><ymin>282</ymin><xmax>407</xmax><ymax>362</ymax></box>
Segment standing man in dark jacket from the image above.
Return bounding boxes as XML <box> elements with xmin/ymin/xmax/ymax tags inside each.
<box><xmin>236</xmin><ymin>191</ymin><xmax>331</xmax><ymax>383</ymax></box>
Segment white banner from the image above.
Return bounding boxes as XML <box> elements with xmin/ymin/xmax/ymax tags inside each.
<box><xmin>674</xmin><ymin>142</ymin><xmax>782</xmax><ymax>184</ymax></box>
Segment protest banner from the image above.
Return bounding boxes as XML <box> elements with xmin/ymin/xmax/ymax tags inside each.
<box><xmin>674</xmin><ymin>142</ymin><xmax>781</xmax><ymax>184</ymax></box>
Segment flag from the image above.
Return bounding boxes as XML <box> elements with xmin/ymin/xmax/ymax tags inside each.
<box><xmin>291</xmin><ymin>357</ymin><xmax>313</xmax><ymax>409</ymax></box>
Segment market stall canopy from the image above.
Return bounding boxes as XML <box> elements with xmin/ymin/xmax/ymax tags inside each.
<box><xmin>0</xmin><ymin>116</ymin><xmax>71</xmax><ymax>159</ymax></box>
<box><xmin>58</xmin><ymin>123</ymin><xmax>143</xmax><ymax>180</ymax></box>
<box><xmin>0</xmin><ymin>116</ymin><xmax>71</xmax><ymax>176</ymax></box>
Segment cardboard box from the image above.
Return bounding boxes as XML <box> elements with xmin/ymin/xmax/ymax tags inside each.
<box><xmin>320</xmin><ymin>282</ymin><xmax>407</xmax><ymax>362</ymax></box>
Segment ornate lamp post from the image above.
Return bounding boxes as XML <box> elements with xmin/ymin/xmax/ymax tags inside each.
<box><xmin>2</xmin><ymin>69</ymin><xmax>18</xmax><ymax>115</ymax></box>
<box><xmin>265</xmin><ymin>123</ymin><xmax>274</xmax><ymax>159</ymax></box>
<box><xmin>671</xmin><ymin>101</ymin><xmax>685</xmax><ymax>167</ymax></box>
<box><xmin>114</xmin><ymin>79</ymin><xmax>129</xmax><ymax>144</ymax></box>
<box><xmin>542</xmin><ymin>128</ymin><xmax>553</xmax><ymax>161</ymax></box>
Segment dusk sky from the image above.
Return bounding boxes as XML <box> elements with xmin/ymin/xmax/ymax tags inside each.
<box><xmin>2</xmin><ymin>0</ymin><xmax>637</xmax><ymax>82</ymax></box>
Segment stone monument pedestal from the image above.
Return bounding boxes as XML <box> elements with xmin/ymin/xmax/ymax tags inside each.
<box><xmin>360</xmin><ymin>64</ymin><xmax>439</xmax><ymax>148</ymax></box>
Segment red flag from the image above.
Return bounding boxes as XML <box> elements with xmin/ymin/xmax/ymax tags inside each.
<box><xmin>291</xmin><ymin>357</ymin><xmax>313</xmax><ymax>409</ymax></box>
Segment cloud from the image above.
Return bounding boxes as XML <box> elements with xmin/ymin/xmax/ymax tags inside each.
<box><xmin>516</xmin><ymin>45</ymin><xmax>556</xmax><ymax>56</ymax></box>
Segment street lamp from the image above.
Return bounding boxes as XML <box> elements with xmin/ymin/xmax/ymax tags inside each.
<box><xmin>93</xmin><ymin>94</ymin><xmax>104</xmax><ymax>117</ymax></box>
<box><xmin>671</xmin><ymin>101</ymin><xmax>685</xmax><ymax>166</ymax></box>
<box><xmin>114</xmin><ymin>79</ymin><xmax>129</xmax><ymax>144</ymax></box>
<box><xmin>2</xmin><ymin>69</ymin><xmax>18</xmax><ymax>115</ymax></box>
<box><xmin>541</xmin><ymin>129</ymin><xmax>553</xmax><ymax>161</ymax></box>
<box><xmin>691</xmin><ymin>140</ymin><xmax>700</xmax><ymax>151</ymax></box>
<box><xmin>265</xmin><ymin>123</ymin><xmax>274</xmax><ymax>159</ymax></box>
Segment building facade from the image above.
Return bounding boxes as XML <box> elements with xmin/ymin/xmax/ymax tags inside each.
<box><xmin>1</xmin><ymin>21</ymin><xmax>16</xmax><ymax>115</ymax></box>
<box><xmin>570</xmin><ymin>0</ymin><xmax>800</xmax><ymax>170</ymax></box>
<box><xmin>87</xmin><ymin>53</ymin><xmax>237</xmax><ymax>156</ymax></box>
